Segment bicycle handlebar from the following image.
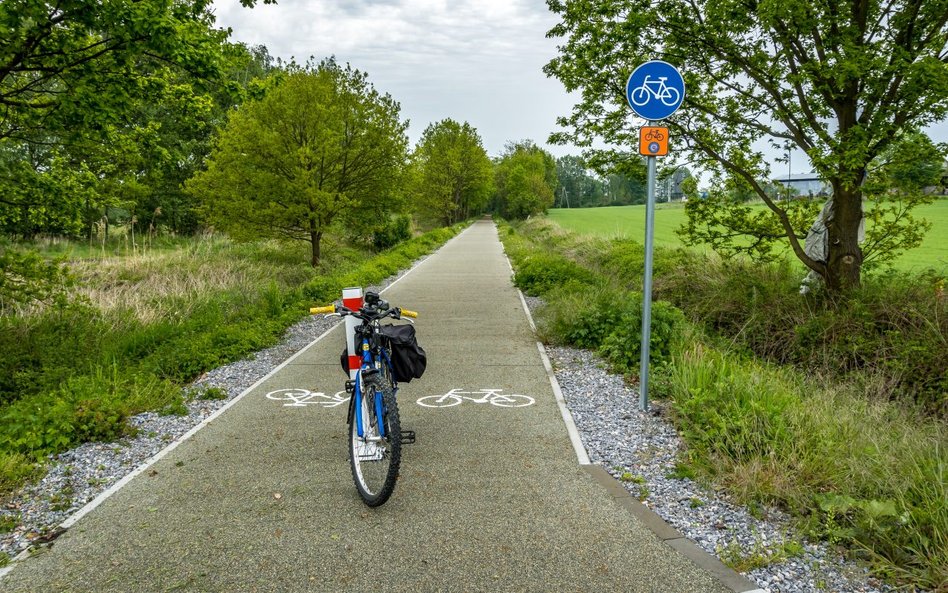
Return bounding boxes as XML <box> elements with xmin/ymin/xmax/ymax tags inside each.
<box><xmin>309</xmin><ymin>303</ymin><xmax>419</xmax><ymax>320</ymax></box>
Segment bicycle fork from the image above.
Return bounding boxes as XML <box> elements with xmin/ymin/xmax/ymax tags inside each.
<box><xmin>352</xmin><ymin>375</ymin><xmax>386</xmax><ymax>440</ymax></box>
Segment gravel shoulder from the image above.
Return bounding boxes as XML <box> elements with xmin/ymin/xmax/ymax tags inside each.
<box><xmin>522</xmin><ymin>295</ymin><xmax>901</xmax><ymax>593</ymax></box>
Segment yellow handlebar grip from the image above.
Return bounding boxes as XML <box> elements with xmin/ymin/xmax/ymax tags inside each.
<box><xmin>310</xmin><ymin>305</ymin><xmax>335</xmax><ymax>315</ymax></box>
<box><xmin>401</xmin><ymin>309</ymin><xmax>418</xmax><ymax>319</ymax></box>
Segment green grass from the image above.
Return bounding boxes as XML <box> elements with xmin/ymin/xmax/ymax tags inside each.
<box><xmin>548</xmin><ymin>199</ymin><xmax>948</xmax><ymax>272</ymax></box>
<box><xmin>0</xmin><ymin>223</ymin><xmax>466</xmax><ymax>496</ymax></box>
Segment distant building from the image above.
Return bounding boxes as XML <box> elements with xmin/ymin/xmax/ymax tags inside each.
<box><xmin>659</xmin><ymin>167</ymin><xmax>692</xmax><ymax>201</ymax></box>
<box><xmin>773</xmin><ymin>172</ymin><xmax>829</xmax><ymax>197</ymax></box>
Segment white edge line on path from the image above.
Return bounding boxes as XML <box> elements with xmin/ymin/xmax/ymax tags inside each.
<box><xmin>0</xmin><ymin>222</ymin><xmax>474</xmax><ymax>580</ymax></box>
<box><xmin>520</xmin><ymin>291</ymin><xmax>592</xmax><ymax>466</ymax></box>
<box><xmin>498</xmin><ymin>226</ymin><xmax>591</xmax><ymax>466</ymax></box>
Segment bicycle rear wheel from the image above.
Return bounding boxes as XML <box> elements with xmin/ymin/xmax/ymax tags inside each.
<box><xmin>349</xmin><ymin>378</ymin><xmax>401</xmax><ymax>506</ymax></box>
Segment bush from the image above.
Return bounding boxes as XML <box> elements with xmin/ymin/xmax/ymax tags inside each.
<box><xmin>599</xmin><ymin>299</ymin><xmax>686</xmax><ymax>373</ymax></box>
<box><xmin>595</xmin><ymin>239</ymin><xmax>645</xmax><ymax>287</ymax></box>
<box><xmin>668</xmin><ymin>344</ymin><xmax>948</xmax><ymax>590</ymax></box>
<box><xmin>0</xmin><ymin>451</ymin><xmax>39</xmax><ymax>494</ymax></box>
<box><xmin>654</xmin><ymin>252</ymin><xmax>948</xmax><ymax>414</ymax></box>
<box><xmin>0</xmin><ymin>371</ymin><xmax>177</xmax><ymax>456</ymax></box>
<box><xmin>372</xmin><ymin>214</ymin><xmax>413</xmax><ymax>251</ymax></box>
<box><xmin>513</xmin><ymin>253</ymin><xmax>598</xmax><ymax>296</ymax></box>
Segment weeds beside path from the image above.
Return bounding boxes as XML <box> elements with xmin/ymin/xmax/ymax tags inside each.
<box><xmin>501</xmin><ymin>218</ymin><xmax>947</xmax><ymax>591</ymax></box>
<box><xmin>0</xmin><ymin>224</ymin><xmax>466</xmax><ymax>501</ymax></box>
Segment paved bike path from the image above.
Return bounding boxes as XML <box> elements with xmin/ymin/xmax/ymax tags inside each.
<box><xmin>2</xmin><ymin>221</ymin><xmax>731</xmax><ymax>592</ymax></box>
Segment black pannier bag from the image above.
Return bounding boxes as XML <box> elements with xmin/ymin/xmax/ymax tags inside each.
<box><xmin>379</xmin><ymin>324</ymin><xmax>427</xmax><ymax>383</ymax></box>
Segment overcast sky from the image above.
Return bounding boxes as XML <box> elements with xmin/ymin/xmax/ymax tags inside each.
<box><xmin>212</xmin><ymin>0</ymin><xmax>579</xmax><ymax>159</ymax></box>
<box><xmin>211</xmin><ymin>0</ymin><xmax>947</xmax><ymax>176</ymax></box>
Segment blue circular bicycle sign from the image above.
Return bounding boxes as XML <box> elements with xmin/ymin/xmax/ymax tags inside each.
<box><xmin>626</xmin><ymin>60</ymin><xmax>685</xmax><ymax>121</ymax></box>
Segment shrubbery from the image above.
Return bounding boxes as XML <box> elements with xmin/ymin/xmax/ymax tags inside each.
<box><xmin>371</xmin><ymin>214</ymin><xmax>413</xmax><ymax>251</ymax></box>
<box><xmin>535</xmin><ymin>285</ymin><xmax>684</xmax><ymax>372</ymax></box>
<box><xmin>669</xmin><ymin>344</ymin><xmax>948</xmax><ymax>590</ymax></box>
<box><xmin>513</xmin><ymin>217</ymin><xmax>947</xmax><ymax>414</ymax></box>
<box><xmin>512</xmin><ymin>253</ymin><xmax>598</xmax><ymax>296</ymax></box>
<box><xmin>656</xmin><ymin>255</ymin><xmax>948</xmax><ymax>414</ymax></box>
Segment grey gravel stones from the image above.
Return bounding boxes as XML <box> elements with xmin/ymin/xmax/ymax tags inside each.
<box><xmin>543</xmin><ymin>342</ymin><xmax>899</xmax><ymax>593</ymax></box>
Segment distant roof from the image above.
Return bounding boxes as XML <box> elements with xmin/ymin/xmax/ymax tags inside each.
<box><xmin>773</xmin><ymin>172</ymin><xmax>823</xmax><ymax>182</ymax></box>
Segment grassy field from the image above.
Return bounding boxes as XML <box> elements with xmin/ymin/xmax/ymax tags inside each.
<box><xmin>548</xmin><ymin>199</ymin><xmax>948</xmax><ymax>272</ymax></box>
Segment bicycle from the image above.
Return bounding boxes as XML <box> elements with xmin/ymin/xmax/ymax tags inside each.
<box><xmin>629</xmin><ymin>75</ymin><xmax>681</xmax><ymax>107</ymax></box>
<box><xmin>416</xmin><ymin>388</ymin><xmax>534</xmax><ymax>408</ymax></box>
<box><xmin>310</xmin><ymin>291</ymin><xmax>418</xmax><ymax>507</ymax></box>
<box><xmin>644</xmin><ymin>128</ymin><xmax>665</xmax><ymax>141</ymax></box>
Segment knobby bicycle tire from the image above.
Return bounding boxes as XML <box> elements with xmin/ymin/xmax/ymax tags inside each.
<box><xmin>348</xmin><ymin>374</ymin><xmax>402</xmax><ymax>507</ymax></box>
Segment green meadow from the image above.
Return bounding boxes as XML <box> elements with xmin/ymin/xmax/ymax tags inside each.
<box><xmin>548</xmin><ymin>199</ymin><xmax>948</xmax><ymax>272</ymax></box>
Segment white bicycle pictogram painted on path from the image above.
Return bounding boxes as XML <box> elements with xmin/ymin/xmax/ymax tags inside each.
<box><xmin>266</xmin><ymin>388</ymin><xmax>349</xmax><ymax>408</ymax></box>
<box><xmin>416</xmin><ymin>388</ymin><xmax>535</xmax><ymax>408</ymax></box>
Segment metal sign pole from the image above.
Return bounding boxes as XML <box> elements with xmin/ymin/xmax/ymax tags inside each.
<box><xmin>625</xmin><ymin>60</ymin><xmax>685</xmax><ymax>413</ymax></box>
<box><xmin>640</xmin><ymin>152</ymin><xmax>657</xmax><ymax>411</ymax></box>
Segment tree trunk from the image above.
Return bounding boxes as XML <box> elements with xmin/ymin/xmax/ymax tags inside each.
<box><xmin>824</xmin><ymin>185</ymin><xmax>863</xmax><ymax>291</ymax></box>
<box><xmin>310</xmin><ymin>230</ymin><xmax>321</xmax><ymax>267</ymax></box>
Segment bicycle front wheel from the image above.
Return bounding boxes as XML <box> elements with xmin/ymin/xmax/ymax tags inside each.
<box><xmin>349</xmin><ymin>380</ymin><xmax>402</xmax><ymax>507</ymax></box>
<box><xmin>660</xmin><ymin>87</ymin><xmax>681</xmax><ymax>106</ymax></box>
<box><xmin>490</xmin><ymin>394</ymin><xmax>535</xmax><ymax>408</ymax></box>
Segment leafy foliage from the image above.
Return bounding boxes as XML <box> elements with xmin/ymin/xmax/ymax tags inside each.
<box><xmin>657</xmin><ymin>253</ymin><xmax>948</xmax><ymax>413</ymax></box>
<box><xmin>0</xmin><ymin>3</ymin><xmax>276</xmax><ymax>240</ymax></box>
<box><xmin>555</xmin><ymin>155</ymin><xmax>609</xmax><ymax>207</ymax></box>
<box><xmin>678</xmin><ymin>189</ymin><xmax>822</xmax><ymax>263</ymax></box>
<box><xmin>371</xmin><ymin>214</ymin><xmax>413</xmax><ymax>251</ymax></box>
<box><xmin>669</xmin><ymin>344</ymin><xmax>948</xmax><ymax>590</ymax></box>
<box><xmin>544</xmin><ymin>0</ymin><xmax>948</xmax><ymax>290</ymax></box>
<box><xmin>410</xmin><ymin>119</ymin><xmax>493</xmax><ymax>226</ymax></box>
<box><xmin>512</xmin><ymin>253</ymin><xmax>598</xmax><ymax>296</ymax></box>
<box><xmin>188</xmin><ymin>59</ymin><xmax>409</xmax><ymax>266</ymax></box>
<box><xmin>0</xmin><ymin>249</ymin><xmax>74</xmax><ymax>313</ymax></box>
<box><xmin>599</xmin><ymin>298</ymin><xmax>685</xmax><ymax>372</ymax></box>
<box><xmin>494</xmin><ymin>140</ymin><xmax>558</xmax><ymax>220</ymax></box>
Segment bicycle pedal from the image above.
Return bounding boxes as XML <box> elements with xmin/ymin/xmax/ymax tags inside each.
<box><xmin>400</xmin><ymin>430</ymin><xmax>416</xmax><ymax>444</ymax></box>
<box><xmin>345</xmin><ymin>380</ymin><xmax>356</xmax><ymax>394</ymax></box>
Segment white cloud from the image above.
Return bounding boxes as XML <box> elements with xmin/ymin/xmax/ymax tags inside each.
<box><xmin>212</xmin><ymin>0</ymin><xmax>579</xmax><ymax>157</ymax></box>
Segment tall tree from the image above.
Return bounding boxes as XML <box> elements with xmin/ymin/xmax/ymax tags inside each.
<box><xmin>0</xmin><ymin>0</ymin><xmax>270</xmax><ymax>145</ymax></box>
<box><xmin>584</xmin><ymin>150</ymin><xmax>648</xmax><ymax>206</ymax></box>
<box><xmin>555</xmin><ymin>155</ymin><xmax>582</xmax><ymax>207</ymax></box>
<box><xmin>187</xmin><ymin>59</ymin><xmax>409</xmax><ymax>266</ymax></box>
<box><xmin>545</xmin><ymin>0</ymin><xmax>948</xmax><ymax>291</ymax></box>
<box><xmin>494</xmin><ymin>140</ymin><xmax>558</xmax><ymax>220</ymax></box>
<box><xmin>0</xmin><ymin>2</ymin><xmax>275</xmax><ymax>240</ymax></box>
<box><xmin>410</xmin><ymin>119</ymin><xmax>494</xmax><ymax>225</ymax></box>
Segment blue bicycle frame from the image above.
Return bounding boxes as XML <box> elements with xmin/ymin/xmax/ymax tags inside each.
<box><xmin>352</xmin><ymin>338</ymin><xmax>395</xmax><ymax>439</ymax></box>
